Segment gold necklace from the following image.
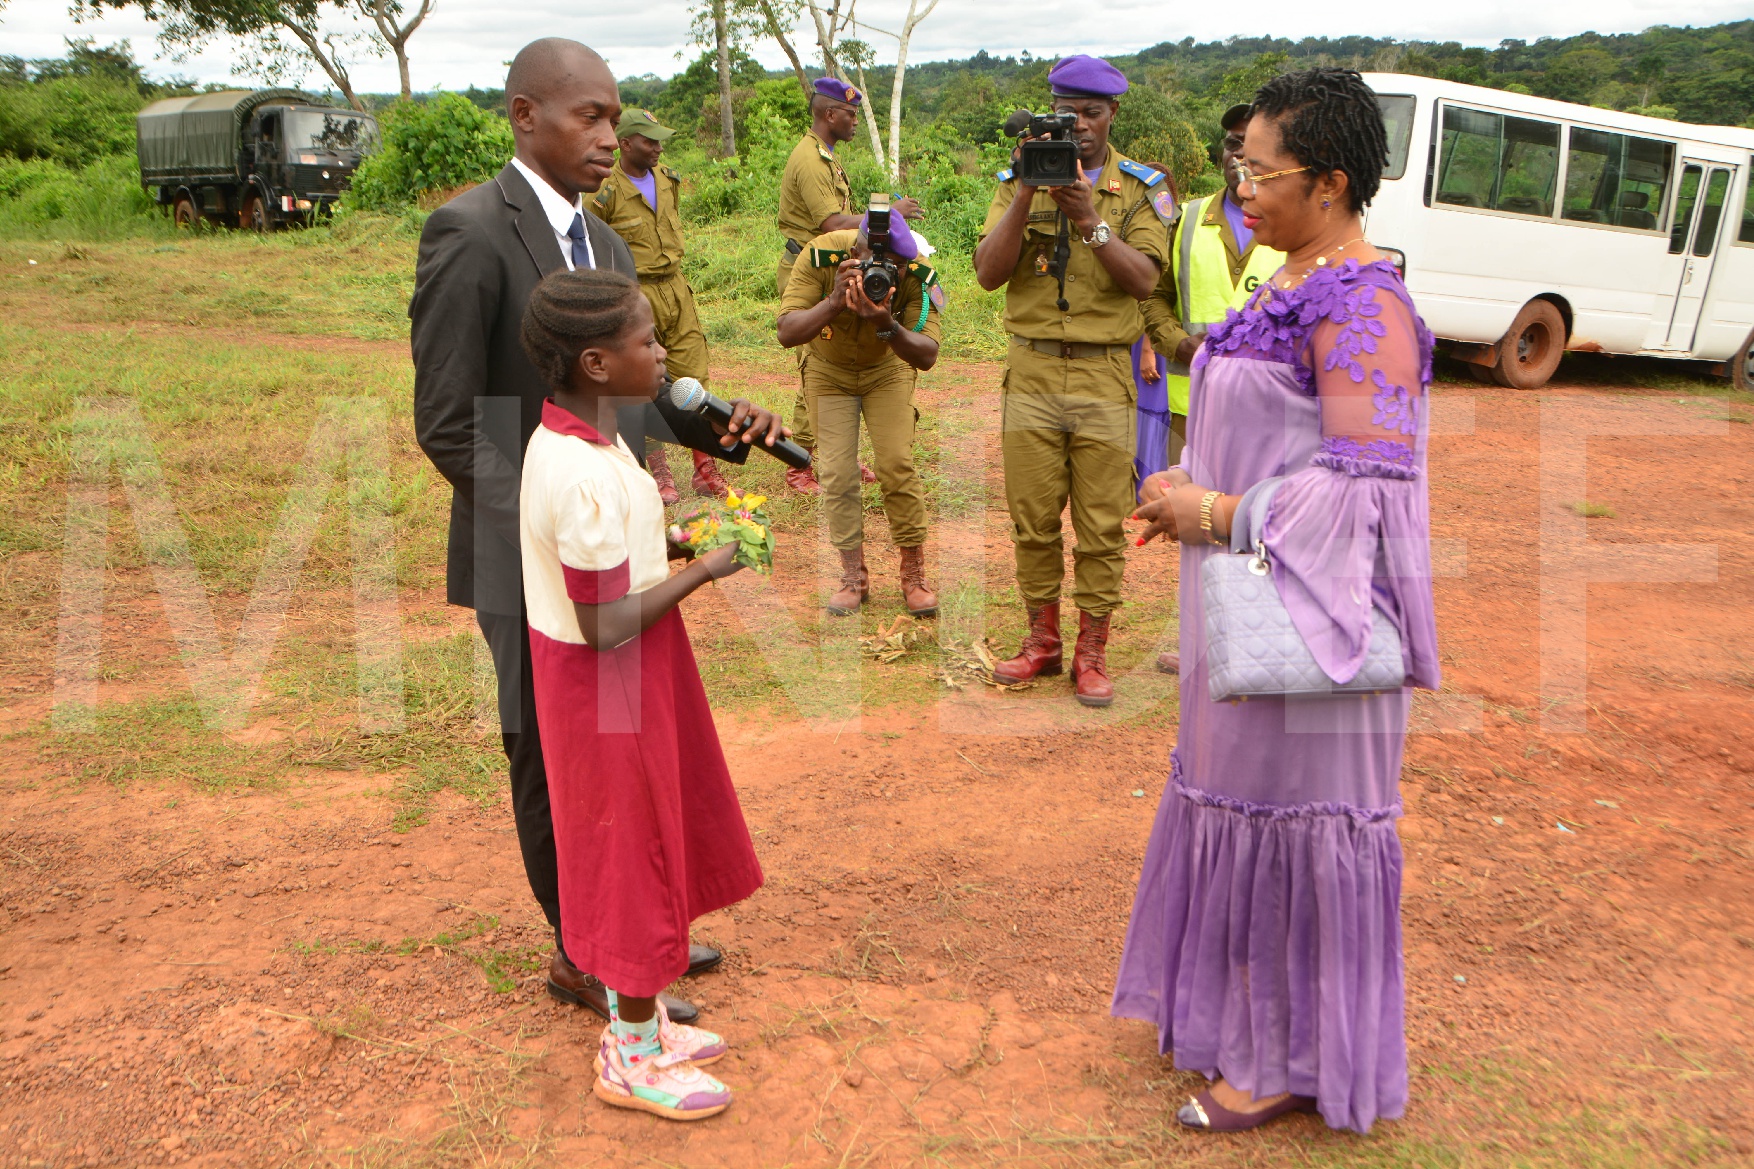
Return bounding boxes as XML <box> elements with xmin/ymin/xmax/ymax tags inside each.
<box><xmin>1271</xmin><ymin>237</ymin><xmax>1369</xmax><ymax>290</ymax></box>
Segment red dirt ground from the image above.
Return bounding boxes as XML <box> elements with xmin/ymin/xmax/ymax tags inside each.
<box><xmin>2</xmin><ymin>361</ymin><xmax>1751</xmax><ymax>1167</ymax></box>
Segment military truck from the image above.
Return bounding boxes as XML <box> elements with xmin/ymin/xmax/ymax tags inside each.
<box><xmin>137</xmin><ymin>88</ymin><xmax>378</xmax><ymax>230</ymax></box>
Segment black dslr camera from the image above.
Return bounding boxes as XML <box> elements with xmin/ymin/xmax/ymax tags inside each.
<box><xmin>857</xmin><ymin>193</ymin><xmax>899</xmax><ymax>303</ymax></box>
<box><xmin>1005</xmin><ymin>109</ymin><xmax>1079</xmax><ymax>186</ymax></box>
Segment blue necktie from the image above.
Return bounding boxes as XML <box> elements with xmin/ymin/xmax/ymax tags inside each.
<box><xmin>566</xmin><ymin>212</ymin><xmax>592</xmax><ymax>270</ymax></box>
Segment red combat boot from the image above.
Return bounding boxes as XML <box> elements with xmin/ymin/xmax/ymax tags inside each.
<box><xmin>992</xmin><ymin>602</ymin><xmax>1062</xmax><ymax>684</ymax></box>
<box><xmin>826</xmin><ymin>547</ymin><xmax>868</xmax><ymax>615</ymax></box>
<box><xmin>691</xmin><ymin>450</ymin><xmax>730</xmax><ymax>500</ymax></box>
<box><xmin>1072</xmin><ymin>611</ymin><xmax>1115</xmax><ymax>707</ymax></box>
<box><xmin>647</xmin><ymin>445</ymin><xmax>681</xmax><ymax>505</ymax></box>
<box><xmin>897</xmin><ymin>545</ymin><xmax>938</xmax><ymax>617</ymax></box>
<box><xmin>786</xmin><ymin>449</ymin><xmax>821</xmax><ymax>494</ymax></box>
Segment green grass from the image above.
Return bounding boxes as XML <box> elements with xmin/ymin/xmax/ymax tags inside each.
<box><xmin>1571</xmin><ymin>501</ymin><xmax>1616</xmax><ymax>518</ymax></box>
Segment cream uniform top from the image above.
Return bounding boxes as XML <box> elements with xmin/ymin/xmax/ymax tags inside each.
<box><xmin>520</xmin><ymin>400</ymin><xmax>669</xmax><ymax>645</ymax></box>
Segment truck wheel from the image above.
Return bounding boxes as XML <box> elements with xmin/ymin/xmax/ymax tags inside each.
<box><xmin>1491</xmin><ymin>300</ymin><xmax>1566</xmax><ymax>389</ymax></box>
<box><xmin>172</xmin><ymin>195</ymin><xmax>199</xmax><ymax>228</ymax></box>
<box><xmin>242</xmin><ymin>192</ymin><xmax>272</xmax><ymax>232</ymax></box>
<box><xmin>1732</xmin><ymin>325</ymin><xmax>1754</xmax><ymax>394</ymax></box>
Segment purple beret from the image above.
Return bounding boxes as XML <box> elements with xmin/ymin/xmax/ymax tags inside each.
<box><xmin>1047</xmin><ymin>54</ymin><xmax>1128</xmax><ymax>99</ymax></box>
<box><xmin>812</xmin><ymin>76</ymin><xmax>863</xmax><ymax>106</ymax></box>
<box><xmin>859</xmin><ymin>210</ymin><xmax>918</xmax><ymax>260</ymax></box>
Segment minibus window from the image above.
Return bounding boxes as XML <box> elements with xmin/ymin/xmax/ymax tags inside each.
<box><xmin>1692</xmin><ymin>169</ymin><xmax>1730</xmax><ymax>258</ymax></box>
<box><xmin>1436</xmin><ymin>105</ymin><xmax>1560</xmax><ymax>218</ymax></box>
<box><xmin>1377</xmin><ymin>95</ymin><xmax>1415</xmax><ymax>181</ymax></box>
<box><xmin>1565</xmin><ymin>128</ymin><xmax>1674</xmax><ymax>230</ymax></box>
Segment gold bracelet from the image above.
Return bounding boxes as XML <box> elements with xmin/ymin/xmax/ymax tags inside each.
<box><xmin>1199</xmin><ymin>490</ymin><xmax>1223</xmax><ymax>545</ymax></box>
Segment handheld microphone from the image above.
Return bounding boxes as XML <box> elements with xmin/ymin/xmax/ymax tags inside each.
<box><xmin>668</xmin><ymin>377</ymin><xmax>813</xmax><ymax>470</ymax></box>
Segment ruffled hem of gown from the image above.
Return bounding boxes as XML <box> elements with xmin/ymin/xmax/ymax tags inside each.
<box><xmin>1111</xmin><ymin>752</ymin><xmax>1407</xmax><ymax>1133</ymax></box>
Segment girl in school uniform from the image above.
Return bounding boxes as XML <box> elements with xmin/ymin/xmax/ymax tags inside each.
<box><xmin>517</xmin><ymin>268</ymin><xmax>765</xmax><ymax>1121</ymax></box>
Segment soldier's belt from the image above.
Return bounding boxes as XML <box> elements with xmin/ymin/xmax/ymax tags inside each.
<box><xmin>1013</xmin><ymin>336</ymin><xmax>1132</xmax><ymax>360</ymax></box>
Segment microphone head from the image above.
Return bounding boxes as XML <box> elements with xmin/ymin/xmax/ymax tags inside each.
<box><xmin>1002</xmin><ymin>109</ymin><xmax>1033</xmax><ymax>138</ymax></box>
<box><xmin>668</xmin><ymin>376</ymin><xmax>706</xmax><ymax>412</ymax></box>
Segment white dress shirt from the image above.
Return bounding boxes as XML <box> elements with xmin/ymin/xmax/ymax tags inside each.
<box><xmin>510</xmin><ymin>156</ymin><xmax>595</xmax><ymax>271</ymax></box>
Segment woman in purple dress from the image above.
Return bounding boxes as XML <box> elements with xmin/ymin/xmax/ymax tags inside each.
<box><xmin>1114</xmin><ymin>69</ymin><xmax>1440</xmax><ymax>1135</ymax></box>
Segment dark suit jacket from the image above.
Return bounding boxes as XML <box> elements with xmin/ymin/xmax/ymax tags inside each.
<box><xmin>410</xmin><ymin>162</ymin><xmax>746</xmax><ymax>614</ymax></box>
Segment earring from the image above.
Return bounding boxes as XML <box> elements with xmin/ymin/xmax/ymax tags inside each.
<box><xmin>1322</xmin><ymin>199</ymin><xmax>1331</xmax><ymax>209</ymax></box>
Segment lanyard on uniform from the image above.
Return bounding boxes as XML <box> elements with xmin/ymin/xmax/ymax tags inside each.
<box><xmin>1051</xmin><ymin>212</ymin><xmax>1071</xmax><ymax>313</ymax></box>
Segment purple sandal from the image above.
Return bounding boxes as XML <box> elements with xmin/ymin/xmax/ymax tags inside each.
<box><xmin>1176</xmin><ymin>1089</ymin><xmax>1318</xmax><ymax>1132</ymax></box>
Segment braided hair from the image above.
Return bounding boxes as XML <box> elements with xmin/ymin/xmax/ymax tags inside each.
<box><xmin>519</xmin><ymin>268</ymin><xmax>643</xmax><ymax>390</ymax></box>
<box><xmin>1249</xmin><ymin>68</ymin><xmax>1388</xmax><ymax>213</ymax></box>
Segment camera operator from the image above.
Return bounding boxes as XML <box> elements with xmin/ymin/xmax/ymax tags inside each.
<box><xmin>972</xmin><ymin>54</ymin><xmax>1174</xmax><ymax>707</ymax></box>
<box><xmin>776</xmin><ymin>78</ymin><xmax>924</xmax><ymax>495</ymax></box>
<box><xmin>776</xmin><ymin>207</ymin><xmax>942</xmax><ymax>619</ymax></box>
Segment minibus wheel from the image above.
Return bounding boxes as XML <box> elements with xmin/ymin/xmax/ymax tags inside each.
<box><xmin>1492</xmin><ymin>300</ymin><xmax>1566</xmax><ymax>389</ymax></box>
<box><xmin>1733</xmin><ymin>325</ymin><xmax>1754</xmax><ymax>394</ymax></box>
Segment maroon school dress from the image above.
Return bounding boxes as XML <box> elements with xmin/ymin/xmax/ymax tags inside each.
<box><xmin>520</xmin><ymin>400</ymin><xmax>763</xmax><ymax>997</ymax></box>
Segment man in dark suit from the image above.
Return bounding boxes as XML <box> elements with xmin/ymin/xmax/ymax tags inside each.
<box><xmin>410</xmin><ymin>37</ymin><xmax>785</xmax><ymax>1025</ymax></box>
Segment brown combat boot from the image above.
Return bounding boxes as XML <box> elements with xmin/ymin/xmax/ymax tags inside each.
<box><xmin>826</xmin><ymin>547</ymin><xmax>868</xmax><ymax>616</ymax></box>
<box><xmin>786</xmin><ymin>449</ymin><xmax>821</xmax><ymax>494</ymax></box>
<box><xmin>992</xmin><ymin>602</ymin><xmax>1062</xmax><ymax>684</ymax></box>
<box><xmin>897</xmin><ymin>545</ymin><xmax>938</xmax><ymax>617</ymax></box>
<box><xmin>690</xmin><ymin>450</ymin><xmax>730</xmax><ymax>500</ymax></box>
<box><xmin>647</xmin><ymin>445</ymin><xmax>681</xmax><ymax>505</ymax></box>
<box><xmin>1072</xmin><ymin>611</ymin><xmax>1115</xmax><ymax>707</ymax></box>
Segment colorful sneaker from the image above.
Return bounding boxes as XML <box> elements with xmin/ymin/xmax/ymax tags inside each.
<box><xmin>593</xmin><ymin>1035</ymin><xmax>732</xmax><ymax>1121</ymax></box>
<box><xmin>596</xmin><ymin>999</ymin><xmax>728</xmax><ymax>1072</ymax></box>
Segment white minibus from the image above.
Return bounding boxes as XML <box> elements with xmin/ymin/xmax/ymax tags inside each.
<box><xmin>1359</xmin><ymin>73</ymin><xmax>1754</xmax><ymax>389</ymax></box>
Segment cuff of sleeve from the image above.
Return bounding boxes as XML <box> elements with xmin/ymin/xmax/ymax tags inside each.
<box><xmin>564</xmin><ymin>560</ymin><xmax>630</xmax><ymax>604</ymax></box>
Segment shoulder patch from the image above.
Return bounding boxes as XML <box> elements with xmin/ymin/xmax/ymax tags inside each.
<box><xmin>1117</xmin><ymin>158</ymin><xmax>1164</xmax><ymax>187</ymax></box>
<box><xmin>995</xmin><ymin>167</ymin><xmax>1014</xmax><ymax>182</ymax></box>
<box><xmin>1151</xmin><ymin>187</ymin><xmax>1179</xmax><ymax>225</ymax></box>
<box><xmin>809</xmin><ymin>247</ymin><xmax>849</xmax><ymax>268</ymax></box>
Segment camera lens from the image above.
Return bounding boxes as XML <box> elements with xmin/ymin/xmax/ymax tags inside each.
<box><xmin>862</xmin><ymin>266</ymin><xmax>895</xmax><ymax>303</ymax></box>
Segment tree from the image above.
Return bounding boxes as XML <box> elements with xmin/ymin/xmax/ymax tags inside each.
<box><xmin>737</xmin><ymin>0</ymin><xmax>810</xmax><ymax>98</ymax></box>
<box><xmin>74</xmin><ymin>0</ymin><xmax>374</xmax><ymax>111</ymax></box>
<box><xmin>710</xmin><ymin>0</ymin><xmax>736</xmax><ymax>154</ymax></box>
<box><xmin>837</xmin><ymin>37</ymin><xmax>886</xmax><ymax>173</ymax></box>
<box><xmin>879</xmin><ymin>0</ymin><xmax>937</xmax><ymax>186</ymax></box>
<box><xmin>357</xmin><ymin>0</ymin><xmax>433</xmax><ymax>102</ymax></box>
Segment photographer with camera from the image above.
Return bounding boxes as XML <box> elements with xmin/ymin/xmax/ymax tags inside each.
<box><xmin>972</xmin><ymin>54</ymin><xmax>1174</xmax><ymax>707</ymax></box>
<box><xmin>776</xmin><ymin>78</ymin><xmax>924</xmax><ymax>495</ymax></box>
<box><xmin>776</xmin><ymin>199</ymin><xmax>942</xmax><ymax>618</ymax></box>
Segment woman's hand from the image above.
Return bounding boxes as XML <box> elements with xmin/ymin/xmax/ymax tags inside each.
<box><xmin>1138</xmin><ymin>334</ymin><xmax>1160</xmax><ymax>383</ymax></box>
<box><xmin>699</xmin><ymin>543</ymin><xmax>744</xmax><ymax>580</ymax></box>
<box><xmin>1132</xmin><ymin>495</ymin><xmax>1179</xmax><ymax>545</ymax></box>
<box><xmin>1138</xmin><ymin>468</ymin><xmax>1192</xmax><ymax>506</ymax></box>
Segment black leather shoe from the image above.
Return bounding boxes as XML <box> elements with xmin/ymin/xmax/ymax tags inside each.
<box><xmin>687</xmin><ymin>944</ymin><xmax>723</xmax><ymax>976</ymax></box>
<box><xmin>545</xmin><ymin>951</ymin><xmax>700</xmax><ymax>1025</ymax></box>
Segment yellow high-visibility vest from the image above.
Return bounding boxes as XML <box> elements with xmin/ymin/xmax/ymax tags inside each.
<box><xmin>1163</xmin><ymin>195</ymin><xmax>1285</xmax><ymax>414</ymax></box>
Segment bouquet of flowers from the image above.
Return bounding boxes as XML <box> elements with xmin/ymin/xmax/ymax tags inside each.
<box><xmin>671</xmin><ymin>489</ymin><xmax>776</xmax><ymax>574</ymax></box>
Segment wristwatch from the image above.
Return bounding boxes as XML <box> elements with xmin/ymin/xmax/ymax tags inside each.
<box><xmin>1082</xmin><ymin>220</ymin><xmax>1112</xmax><ymax>248</ymax></box>
<box><xmin>875</xmin><ymin>325</ymin><xmax>896</xmax><ymax>340</ymax></box>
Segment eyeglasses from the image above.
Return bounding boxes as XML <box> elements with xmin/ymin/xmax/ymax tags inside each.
<box><xmin>1235</xmin><ymin>163</ymin><xmax>1311</xmax><ymax>189</ymax></box>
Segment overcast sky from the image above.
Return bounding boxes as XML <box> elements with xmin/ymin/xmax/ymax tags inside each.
<box><xmin>5</xmin><ymin>0</ymin><xmax>1745</xmax><ymax>93</ymax></box>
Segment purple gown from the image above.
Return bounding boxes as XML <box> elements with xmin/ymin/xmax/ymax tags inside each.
<box><xmin>1112</xmin><ymin>260</ymin><xmax>1440</xmax><ymax>1134</ymax></box>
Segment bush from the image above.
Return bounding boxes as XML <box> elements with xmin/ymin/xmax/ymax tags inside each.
<box><xmin>343</xmin><ymin>92</ymin><xmax>513</xmax><ymax>211</ymax></box>
<box><xmin>0</xmin><ymin>74</ymin><xmax>145</xmax><ymax>166</ymax></box>
<box><xmin>0</xmin><ymin>153</ymin><xmax>165</xmax><ymax>239</ymax></box>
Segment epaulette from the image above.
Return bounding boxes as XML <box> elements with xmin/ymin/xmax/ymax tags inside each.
<box><xmin>1117</xmin><ymin>158</ymin><xmax>1165</xmax><ymax>187</ymax></box>
<box><xmin>818</xmin><ymin>146</ymin><xmax>837</xmax><ymax>162</ymax></box>
<box><xmin>809</xmin><ymin>247</ymin><xmax>849</xmax><ymax>268</ymax></box>
<box><xmin>995</xmin><ymin>167</ymin><xmax>1014</xmax><ymax>182</ymax></box>
<box><xmin>905</xmin><ymin>260</ymin><xmax>940</xmax><ymax>288</ymax></box>
<box><xmin>591</xmin><ymin>189</ymin><xmax>610</xmax><ymax>207</ymax></box>
<box><xmin>662</xmin><ymin>166</ymin><xmax>680</xmax><ymax>182</ymax></box>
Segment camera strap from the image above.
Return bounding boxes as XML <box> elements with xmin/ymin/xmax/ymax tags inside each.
<box><xmin>1052</xmin><ymin>213</ymin><xmax>1071</xmax><ymax>313</ymax></box>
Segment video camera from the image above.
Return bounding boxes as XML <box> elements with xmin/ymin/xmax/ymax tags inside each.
<box><xmin>1003</xmin><ymin>109</ymin><xmax>1079</xmax><ymax>187</ymax></box>
<box><xmin>857</xmin><ymin>193</ymin><xmax>899</xmax><ymax>303</ymax></box>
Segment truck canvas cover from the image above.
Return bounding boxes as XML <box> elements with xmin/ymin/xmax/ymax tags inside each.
<box><xmin>136</xmin><ymin>88</ymin><xmax>314</xmax><ymax>181</ymax></box>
